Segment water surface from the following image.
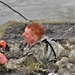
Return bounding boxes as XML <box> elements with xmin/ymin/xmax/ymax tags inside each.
<box><xmin>0</xmin><ymin>0</ymin><xmax>75</xmax><ymax>25</ymax></box>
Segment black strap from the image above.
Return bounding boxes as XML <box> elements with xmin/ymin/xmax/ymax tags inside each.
<box><xmin>42</xmin><ymin>39</ymin><xmax>56</xmax><ymax>61</ymax></box>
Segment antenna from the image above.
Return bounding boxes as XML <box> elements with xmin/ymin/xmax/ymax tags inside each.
<box><xmin>0</xmin><ymin>1</ymin><xmax>28</xmax><ymax>21</ymax></box>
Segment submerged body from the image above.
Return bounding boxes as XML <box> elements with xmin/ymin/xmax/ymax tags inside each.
<box><xmin>0</xmin><ymin>22</ymin><xmax>65</xmax><ymax>72</ymax></box>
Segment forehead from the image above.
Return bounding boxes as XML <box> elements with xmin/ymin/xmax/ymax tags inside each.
<box><xmin>25</xmin><ymin>27</ymin><xmax>31</xmax><ymax>33</ymax></box>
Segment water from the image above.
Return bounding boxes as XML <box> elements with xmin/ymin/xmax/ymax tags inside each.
<box><xmin>0</xmin><ymin>0</ymin><xmax>75</xmax><ymax>25</ymax></box>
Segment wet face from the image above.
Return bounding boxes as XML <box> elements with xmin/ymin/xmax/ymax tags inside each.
<box><xmin>22</xmin><ymin>27</ymin><xmax>38</xmax><ymax>46</ymax></box>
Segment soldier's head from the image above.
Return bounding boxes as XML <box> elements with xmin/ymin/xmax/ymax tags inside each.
<box><xmin>22</xmin><ymin>22</ymin><xmax>44</xmax><ymax>46</ymax></box>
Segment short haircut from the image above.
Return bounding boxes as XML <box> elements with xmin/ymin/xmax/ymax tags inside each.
<box><xmin>26</xmin><ymin>22</ymin><xmax>44</xmax><ymax>39</ymax></box>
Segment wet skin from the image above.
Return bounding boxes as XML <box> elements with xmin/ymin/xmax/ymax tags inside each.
<box><xmin>22</xmin><ymin>27</ymin><xmax>38</xmax><ymax>46</ymax></box>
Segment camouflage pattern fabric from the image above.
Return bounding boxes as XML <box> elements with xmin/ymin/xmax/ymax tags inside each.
<box><xmin>4</xmin><ymin>37</ymin><xmax>65</xmax><ymax>72</ymax></box>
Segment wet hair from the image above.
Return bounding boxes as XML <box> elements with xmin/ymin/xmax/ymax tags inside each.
<box><xmin>26</xmin><ymin>22</ymin><xmax>44</xmax><ymax>39</ymax></box>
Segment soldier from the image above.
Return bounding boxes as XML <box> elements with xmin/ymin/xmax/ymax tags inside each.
<box><xmin>20</xmin><ymin>22</ymin><xmax>65</xmax><ymax>63</ymax></box>
<box><xmin>0</xmin><ymin>22</ymin><xmax>65</xmax><ymax>73</ymax></box>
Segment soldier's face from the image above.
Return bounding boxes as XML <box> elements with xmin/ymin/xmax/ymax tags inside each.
<box><xmin>22</xmin><ymin>27</ymin><xmax>37</xmax><ymax>46</ymax></box>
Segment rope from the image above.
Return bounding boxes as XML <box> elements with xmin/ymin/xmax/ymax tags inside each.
<box><xmin>0</xmin><ymin>1</ymin><xmax>28</xmax><ymax>21</ymax></box>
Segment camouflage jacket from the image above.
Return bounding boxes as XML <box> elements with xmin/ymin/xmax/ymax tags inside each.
<box><xmin>4</xmin><ymin>37</ymin><xmax>65</xmax><ymax>72</ymax></box>
<box><xmin>23</xmin><ymin>37</ymin><xmax>65</xmax><ymax>62</ymax></box>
